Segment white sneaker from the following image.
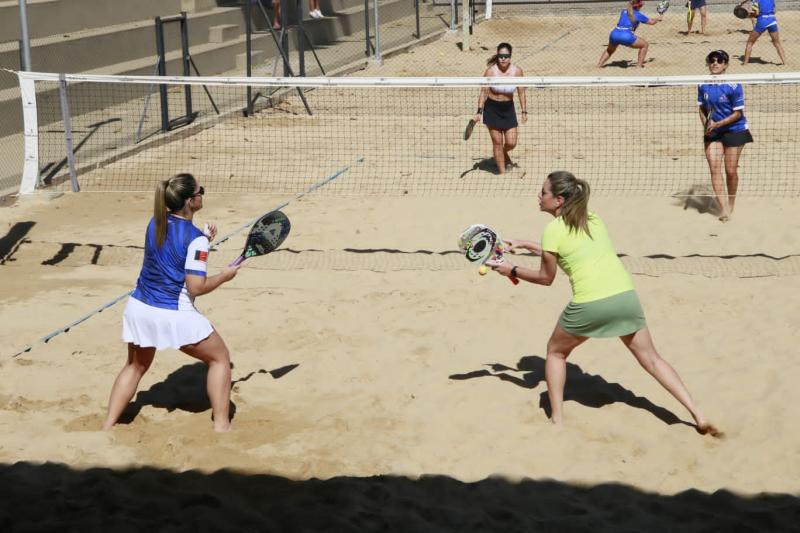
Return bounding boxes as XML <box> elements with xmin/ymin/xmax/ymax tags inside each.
<box><xmin>313</xmin><ymin>9</ymin><xmax>323</xmax><ymax>18</ymax></box>
<box><xmin>309</xmin><ymin>9</ymin><xmax>319</xmax><ymax>18</ymax></box>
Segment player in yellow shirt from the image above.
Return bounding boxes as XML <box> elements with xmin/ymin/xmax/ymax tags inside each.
<box><xmin>486</xmin><ymin>170</ymin><xmax>720</xmax><ymax>436</ymax></box>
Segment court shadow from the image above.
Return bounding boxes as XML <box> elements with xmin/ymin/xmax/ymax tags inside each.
<box><xmin>450</xmin><ymin>355</ymin><xmax>691</xmax><ymax>428</ymax></box>
<box><xmin>0</xmin><ymin>221</ymin><xmax>35</xmax><ymax>264</ymax></box>
<box><xmin>673</xmin><ymin>185</ymin><xmax>722</xmax><ymax>217</ymax></box>
<box><xmin>4</xmin><ymin>462</ymin><xmax>800</xmax><ymax>531</ymax></box>
<box><xmin>118</xmin><ymin>363</ymin><xmax>233</xmax><ymax>424</ymax></box>
<box><xmin>460</xmin><ymin>157</ymin><xmax>499</xmax><ymax>178</ymax></box>
<box><xmin>118</xmin><ymin>361</ymin><xmax>297</xmax><ymax>425</ymax></box>
<box><xmin>601</xmin><ymin>58</ymin><xmax>654</xmax><ymax>69</ymax></box>
<box><xmin>739</xmin><ymin>55</ymin><xmax>781</xmax><ymax>66</ymax></box>
<box><xmin>459</xmin><ymin>158</ymin><xmax>525</xmax><ymax>179</ymax></box>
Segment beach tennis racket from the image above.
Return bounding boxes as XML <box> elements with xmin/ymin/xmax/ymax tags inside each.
<box><xmin>229</xmin><ymin>210</ymin><xmax>291</xmax><ymax>266</ymax></box>
<box><xmin>464</xmin><ymin>119</ymin><xmax>476</xmax><ymax>141</ymax></box>
<box><xmin>703</xmin><ymin>103</ymin><xmax>716</xmax><ymax>140</ymax></box>
<box><xmin>733</xmin><ymin>3</ymin><xmax>749</xmax><ymax>18</ymax></box>
<box><xmin>458</xmin><ymin>224</ymin><xmax>519</xmax><ymax>285</ymax></box>
<box><xmin>657</xmin><ymin>0</ymin><xmax>670</xmax><ymax>14</ymax></box>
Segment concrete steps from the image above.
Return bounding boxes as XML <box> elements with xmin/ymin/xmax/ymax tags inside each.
<box><xmin>0</xmin><ymin>0</ymin><xmax>450</xmax><ymax>195</ymax></box>
<box><xmin>0</xmin><ymin>8</ymin><xmax>248</xmax><ymax>91</ymax></box>
<box><xmin>0</xmin><ymin>0</ymin><xmax>217</xmax><ymax>43</ymax></box>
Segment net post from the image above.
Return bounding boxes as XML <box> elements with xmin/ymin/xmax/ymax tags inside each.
<box><xmin>180</xmin><ymin>12</ymin><xmax>193</xmax><ymax>119</ymax></box>
<box><xmin>18</xmin><ymin>74</ymin><xmax>39</xmax><ymax>195</ymax></box>
<box><xmin>364</xmin><ymin>0</ymin><xmax>371</xmax><ymax>57</ymax></box>
<box><xmin>414</xmin><ymin>0</ymin><xmax>420</xmax><ymax>39</ymax></box>
<box><xmin>371</xmin><ymin>0</ymin><xmax>382</xmax><ymax>65</ymax></box>
<box><xmin>461</xmin><ymin>0</ymin><xmax>470</xmax><ymax>51</ymax></box>
<box><xmin>155</xmin><ymin>16</ymin><xmax>170</xmax><ymax>133</ymax></box>
<box><xmin>57</xmin><ymin>74</ymin><xmax>80</xmax><ymax>192</ymax></box>
<box><xmin>245</xmin><ymin>0</ymin><xmax>254</xmax><ymax>116</ymax></box>
<box><xmin>297</xmin><ymin>0</ymin><xmax>306</xmax><ymax>76</ymax></box>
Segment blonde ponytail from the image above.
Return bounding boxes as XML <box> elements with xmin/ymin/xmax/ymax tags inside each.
<box><xmin>547</xmin><ymin>171</ymin><xmax>592</xmax><ymax>237</ymax></box>
<box><xmin>153</xmin><ymin>173</ymin><xmax>197</xmax><ymax>247</ymax></box>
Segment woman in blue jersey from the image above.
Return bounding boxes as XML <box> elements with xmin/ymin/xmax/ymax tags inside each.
<box><xmin>698</xmin><ymin>50</ymin><xmax>753</xmax><ymax>222</ymax></box>
<box><xmin>743</xmin><ymin>0</ymin><xmax>786</xmax><ymax>65</ymax></box>
<box><xmin>472</xmin><ymin>42</ymin><xmax>527</xmax><ymax>174</ymax></box>
<box><xmin>598</xmin><ymin>0</ymin><xmax>663</xmax><ymax>69</ymax></box>
<box><xmin>486</xmin><ymin>171</ymin><xmax>721</xmax><ymax>436</ymax></box>
<box><xmin>685</xmin><ymin>0</ymin><xmax>708</xmax><ymax>36</ymax></box>
<box><xmin>102</xmin><ymin>173</ymin><xmax>240</xmax><ymax>432</ymax></box>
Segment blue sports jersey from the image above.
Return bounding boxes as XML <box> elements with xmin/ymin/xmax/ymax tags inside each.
<box><xmin>615</xmin><ymin>8</ymin><xmax>649</xmax><ymax>32</ymax></box>
<box><xmin>752</xmin><ymin>0</ymin><xmax>775</xmax><ymax>15</ymax></box>
<box><xmin>697</xmin><ymin>83</ymin><xmax>748</xmax><ymax>133</ymax></box>
<box><xmin>132</xmin><ymin>215</ymin><xmax>209</xmax><ymax>310</ymax></box>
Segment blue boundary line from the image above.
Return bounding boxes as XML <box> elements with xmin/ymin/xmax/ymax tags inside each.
<box><xmin>9</xmin><ymin>159</ymin><xmax>363</xmax><ymax>358</ymax></box>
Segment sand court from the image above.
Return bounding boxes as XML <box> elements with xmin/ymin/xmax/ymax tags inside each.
<box><xmin>2</xmin><ymin>13</ymin><xmax>800</xmax><ymax>530</ymax></box>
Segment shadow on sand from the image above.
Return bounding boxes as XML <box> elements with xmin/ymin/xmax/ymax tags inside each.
<box><xmin>450</xmin><ymin>355</ymin><xmax>693</xmax><ymax>429</ymax></box>
<box><xmin>0</xmin><ymin>461</ymin><xmax>798</xmax><ymax>531</ymax></box>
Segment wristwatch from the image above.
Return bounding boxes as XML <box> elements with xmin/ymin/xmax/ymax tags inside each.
<box><xmin>510</xmin><ymin>266</ymin><xmax>519</xmax><ymax>278</ymax></box>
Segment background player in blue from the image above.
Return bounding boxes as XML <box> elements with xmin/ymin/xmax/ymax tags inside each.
<box><xmin>698</xmin><ymin>50</ymin><xmax>753</xmax><ymax>222</ymax></box>
<box><xmin>102</xmin><ymin>173</ymin><xmax>241</xmax><ymax>432</ymax></box>
<box><xmin>743</xmin><ymin>0</ymin><xmax>786</xmax><ymax>65</ymax></box>
<box><xmin>598</xmin><ymin>0</ymin><xmax>663</xmax><ymax>69</ymax></box>
<box><xmin>685</xmin><ymin>0</ymin><xmax>707</xmax><ymax>35</ymax></box>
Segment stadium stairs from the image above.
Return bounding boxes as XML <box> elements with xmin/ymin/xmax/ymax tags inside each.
<box><xmin>0</xmin><ymin>0</ymin><xmax>445</xmax><ymax>193</ymax></box>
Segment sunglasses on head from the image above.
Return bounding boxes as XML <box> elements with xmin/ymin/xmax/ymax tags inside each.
<box><xmin>192</xmin><ymin>186</ymin><xmax>205</xmax><ymax>197</ymax></box>
<box><xmin>497</xmin><ymin>53</ymin><xmax>511</xmax><ymax>59</ymax></box>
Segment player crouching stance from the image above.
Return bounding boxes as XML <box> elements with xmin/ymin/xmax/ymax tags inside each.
<box><xmin>102</xmin><ymin>173</ymin><xmax>240</xmax><ymax>433</ymax></box>
<box><xmin>598</xmin><ymin>0</ymin><xmax>663</xmax><ymax>69</ymax></box>
<box><xmin>486</xmin><ymin>171</ymin><xmax>721</xmax><ymax>437</ymax></box>
<box><xmin>742</xmin><ymin>0</ymin><xmax>787</xmax><ymax>65</ymax></box>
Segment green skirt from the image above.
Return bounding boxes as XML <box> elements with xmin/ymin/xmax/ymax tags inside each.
<box><xmin>558</xmin><ymin>290</ymin><xmax>646</xmax><ymax>338</ymax></box>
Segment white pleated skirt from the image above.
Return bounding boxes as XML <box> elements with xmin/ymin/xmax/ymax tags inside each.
<box><xmin>122</xmin><ymin>296</ymin><xmax>213</xmax><ymax>350</ymax></box>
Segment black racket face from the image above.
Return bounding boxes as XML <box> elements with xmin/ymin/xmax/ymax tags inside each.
<box><xmin>734</xmin><ymin>6</ymin><xmax>748</xmax><ymax>18</ymax></box>
<box><xmin>243</xmin><ymin>210</ymin><xmax>291</xmax><ymax>259</ymax></box>
<box><xmin>464</xmin><ymin>119</ymin><xmax>476</xmax><ymax>141</ymax></box>
<box><xmin>459</xmin><ymin>225</ymin><xmax>498</xmax><ymax>263</ymax></box>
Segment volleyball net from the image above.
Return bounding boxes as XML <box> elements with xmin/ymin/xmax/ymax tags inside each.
<box><xmin>15</xmin><ymin>70</ymin><xmax>800</xmax><ymax>197</ymax></box>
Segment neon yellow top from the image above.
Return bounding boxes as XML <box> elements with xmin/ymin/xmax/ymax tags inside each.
<box><xmin>540</xmin><ymin>212</ymin><xmax>634</xmax><ymax>303</ymax></box>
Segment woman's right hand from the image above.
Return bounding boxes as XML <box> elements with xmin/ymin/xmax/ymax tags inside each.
<box><xmin>222</xmin><ymin>264</ymin><xmax>241</xmax><ymax>282</ymax></box>
<box><xmin>473</xmin><ymin>113</ymin><xmax>481</xmax><ymax>124</ymax></box>
<box><xmin>504</xmin><ymin>239</ymin><xmax>532</xmax><ymax>254</ymax></box>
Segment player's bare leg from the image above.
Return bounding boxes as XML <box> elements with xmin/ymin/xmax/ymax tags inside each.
<box><xmin>699</xmin><ymin>6</ymin><xmax>707</xmax><ymax>34</ymax></box>
<box><xmin>488</xmin><ymin>127</ymin><xmax>506</xmax><ymax>174</ymax></box>
<box><xmin>620</xmin><ymin>328</ymin><xmax>722</xmax><ymax>437</ymax></box>
<box><xmin>743</xmin><ymin>32</ymin><xmax>760</xmax><ymax>64</ymax></box>
<box><xmin>503</xmin><ymin>127</ymin><xmax>518</xmax><ymax>169</ymax></box>
<box><xmin>102</xmin><ymin>344</ymin><xmax>156</xmax><ymax>430</ymax></box>
<box><xmin>705</xmin><ymin>141</ymin><xmax>729</xmax><ymax>220</ymax></box>
<box><xmin>181</xmin><ymin>330</ymin><xmax>232</xmax><ymax>432</ymax></box>
<box><xmin>769</xmin><ymin>31</ymin><xmax>787</xmax><ymax>64</ymax></box>
<box><xmin>723</xmin><ymin>145</ymin><xmax>744</xmax><ymax>217</ymax></box>
<box><xmin>630</xmin><ymin>38</ymin><xmax>649</xmax><ymax>68</ymax></box>
<box><xmin>545</xmin><ymin>325</ymin><xmax>587</xmax><ymax>424</ymax></box>
<box><xmin>597</xmin><ymin>44</ymin><xmax>618</xmax><ymax>68</ymax></box>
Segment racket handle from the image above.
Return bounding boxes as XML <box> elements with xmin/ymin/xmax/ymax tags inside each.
<box><xmin>229</xmin><ymin>256</ymin><xmax>245</xmax><ymax>267</ymax></box>
<box><xmin>509</xmin><ymin>276</ymin><xmax>519</xmax><ymax>285</ymax></box>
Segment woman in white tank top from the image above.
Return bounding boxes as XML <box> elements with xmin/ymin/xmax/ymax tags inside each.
<box><xmin>472</xmin><ymin>42</ymin><xmax>527</xmax><ymax>174</ymax></box>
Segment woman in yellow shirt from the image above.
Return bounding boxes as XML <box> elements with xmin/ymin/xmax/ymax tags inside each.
<box><xmin>487</xmin><ymin>170</ymin><xmax>720</xmax><ymax>436</ymax></box>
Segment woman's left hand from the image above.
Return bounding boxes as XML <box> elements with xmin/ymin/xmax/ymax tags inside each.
<box><xmin>521</xmin><ymin>112</ymin><xmax>528</xmax><ymax>124</ymax></box>
<box><xmin>204</xmin><ymin>223</ymin><xmax>218</xmax><ymax>241</ymax></box>
<box><xmin>485</xmin><ymin>259</ymin><xmax>514</xmax><ymax>277</ymax></box>
<box><xmin>705</xmin><ymin>120</ymin><xmax>717</xmax><ymax>134</ymax></box>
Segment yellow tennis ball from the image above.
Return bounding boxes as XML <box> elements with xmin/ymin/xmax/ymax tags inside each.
<box><xmin>478</xmin><ymin>265</ymin><xmax>488</xmax><ymax>276</ymax></box>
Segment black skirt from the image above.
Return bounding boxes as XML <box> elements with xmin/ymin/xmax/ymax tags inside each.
<box><xmin>483</xmin><ymin>98</ymin><xmax>518</xmax><ymax>130</ymax></box>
